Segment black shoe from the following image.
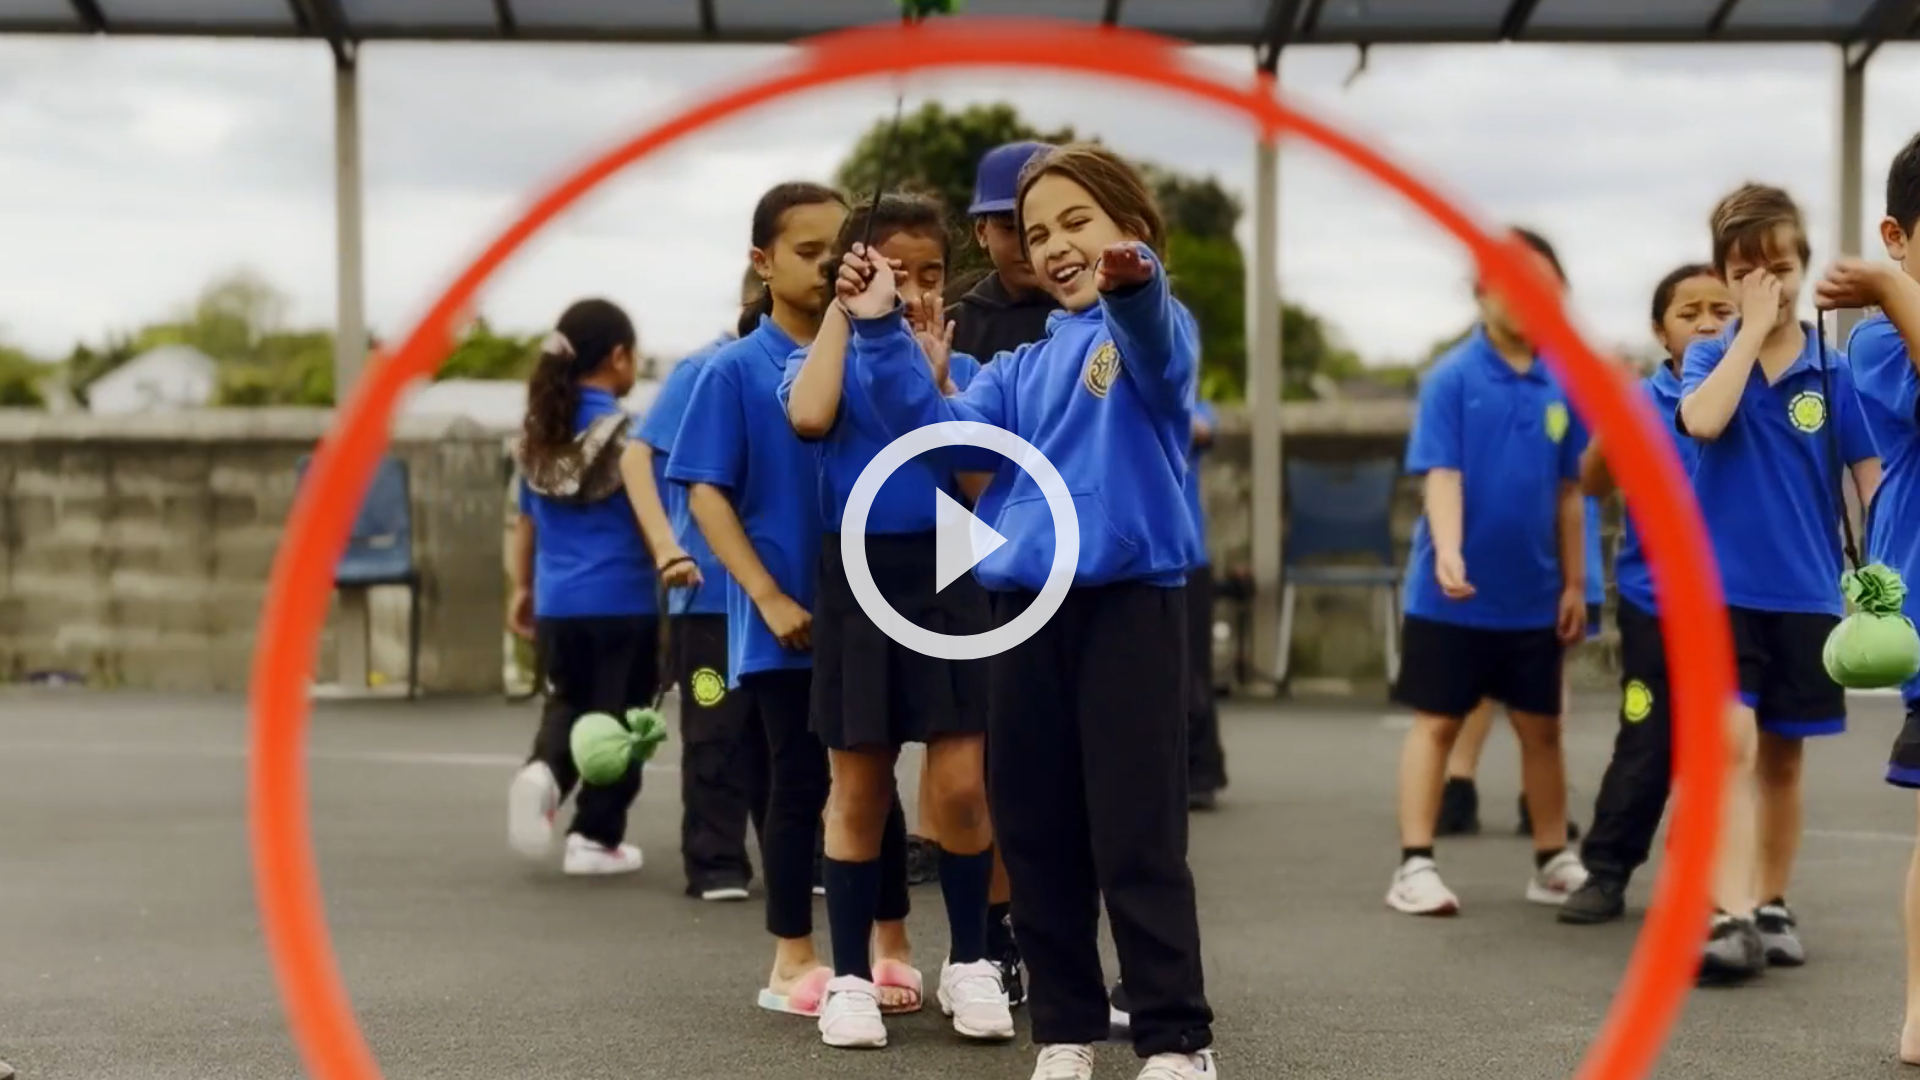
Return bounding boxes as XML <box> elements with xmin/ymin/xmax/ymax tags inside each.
<box><xmin>685</xmin><ymin>874</ymin><xmax>752</xmax><ymax>901</ymax></box>
<box><xmin>987</xmin><ymin>911</ymin><xmax>1026</xmax><ymax>1008</ymax></box>
<box><xmin>1557</xmin><ymin>875</ymin><xmax>1627</xmax><ymax>925</ymax></box>
<box><xmin>1697</xmin><ymin>911</ymin><xmax>1767</xmax><ymax>986</ymax></box>
<box><xmin>1755</xmin><ymin>900</ymin><xmax>1806</xmax><ymax>967</ymax></box>
<box><xmin>1437</xmin><ymin>777</ymin><xmax>1481</xmax><ymax>836</ymax></box>
<box><xmin>1189</xmin><ymin>787</ymin><xmax>1219</xmax><ymax>811</ymax></box>
<box><xmin>1515</xmin><ymin>794</ymin><xmax>1581</xmax><ymax>842</ymax></box>
<box><xmin>1108</xmin><ymin>981</ymin><xmax>1132</xmax><ymax>1038</ymax></box>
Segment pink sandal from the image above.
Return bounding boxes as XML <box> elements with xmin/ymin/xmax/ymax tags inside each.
<box><xmin>873</xmin><ymin>958</ymin><xmax>924</xmax><ymax>1015</ymax></box>
<box><xmin>756</xmin><ymin>965</ymin><xmax>832</xmax><ymax>1017</ymax></box>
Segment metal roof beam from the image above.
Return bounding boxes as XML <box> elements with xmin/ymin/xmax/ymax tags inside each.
<box><xmin>1847</xmin><ymin>0</ymin><xmax>1920</xmax><ymax>68</ymax></box>
<box><xmin>492</xmin><ymin>0</ymin><xmax>515</xmax><ymax>36</ymax></box>
<box><xmin>1498</xmin><ymin>0</ymin><xmax>1542</xmax><ymax>40</ymax></box>
<box><xmin>67</xmin><ymin>0</ymin><xmax>105</xmax><ymax>32</ymax></box>
<box><xmin>1256</xmin><ymin>0</ymin><xmax>1308</xmax><ymax>72</ymax></box>
<box><xmin>286</xmin><ymin>0</ymin><xmax>353</xmax><ymax>67</ymax></box>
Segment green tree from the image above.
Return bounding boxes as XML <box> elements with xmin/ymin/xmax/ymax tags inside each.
<box><xmin>833</xmin><ymin>102</ymin><xmax>1365</xmax><ymax>402</ymax></box>
<box><xmin>439</xmin><ymin>319</ymin><xmax>542</xmax><ymax>381</ymax></box>
<box><xmin>0</xmin><ymin>342</ymin><xmax>48</xmax><ymax>408</ymax></box>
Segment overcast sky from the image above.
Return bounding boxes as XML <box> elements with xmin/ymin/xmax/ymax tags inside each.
<box><xmin>1</xmin><ymin>35</ymin><xmax>1918</xmax><ymax>366</ymax></box>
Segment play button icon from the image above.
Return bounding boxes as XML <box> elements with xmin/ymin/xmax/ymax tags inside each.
<box><xmin>934</xmin><ymin>488</ymin><xmax>1007</xmax><ymax>592</ymax></box>
<box><xmin>842</xmin><ymin>420</ymin><xmax>1079</xmax><ymax>660</ymax></box>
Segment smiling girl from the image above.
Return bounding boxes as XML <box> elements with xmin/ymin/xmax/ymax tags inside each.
<box><xmin>839</xmin><ymin>144</ymin><xmax>1216</xmax><ymax>1080</ymax></box>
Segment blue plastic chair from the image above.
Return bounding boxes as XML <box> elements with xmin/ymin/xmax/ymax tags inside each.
<box><xmin>295</xmin><ymin>454</ymin><xmax>422</xmax><ymax>697</ymax></box>
<box><xmin>1274</xmin><ymin>457</ymin><xmax>1403</xmax><ymax>687</ymax></box>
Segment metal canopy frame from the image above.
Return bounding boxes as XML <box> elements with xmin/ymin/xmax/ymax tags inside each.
<box><xmin>3</xmin><ymin>0</ymin><xmax>1917</xmax><ymax>46</ymax></box>
<box><xmin>4</xmin><ymin>0</ymin><xmax>1910</xmax><ymax>697</ymax></box>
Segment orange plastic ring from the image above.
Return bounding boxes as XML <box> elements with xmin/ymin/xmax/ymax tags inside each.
<box><xmin>247</xmin><ymin>18</ymin><xmax>1730</xmax><ymax>1080</ymax></box>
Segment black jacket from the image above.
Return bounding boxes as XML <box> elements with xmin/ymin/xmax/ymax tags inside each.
<box><xmin>950</xmin><ymin>273</ymin><xmax>1059</xmax><ymax>363</ymax></box>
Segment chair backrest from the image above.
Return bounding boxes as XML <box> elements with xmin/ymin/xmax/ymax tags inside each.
<box><xmin>295</xmin><ymin>454</ymin><xmax>416</xmax><ymax>586</ymax></box>
<box><xmin>1284</xmin><ymin>457</ymin><xmax>1398</xmax><ymax>566</ymax></box>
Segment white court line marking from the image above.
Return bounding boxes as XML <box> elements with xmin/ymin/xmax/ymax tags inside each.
<box><xmin>0</xmin><ymin>740</ymin><xmax>678</xmax><ymax>772</ymax></box>
<box><xmin>1804</xmin><ymin>828</ymin><xmax>1915</xmax><ymax>846</ymax></box>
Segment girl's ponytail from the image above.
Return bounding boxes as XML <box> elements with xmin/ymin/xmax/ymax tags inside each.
<box><xmin>737</xmin><ymin>282</ymin><xmax>774</xmax><ymax>338</ymax></box>
<box><xmin>523</xmin><ymin>333</ymin><xmax>582</xmax><ymax>471</ymax></box>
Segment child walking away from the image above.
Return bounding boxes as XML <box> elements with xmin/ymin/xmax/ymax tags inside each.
<box><xmin>1814</xmin><ymin>130</ymin><xmax>1920</xmax><ymax>1056</ymax></box>
<box><xmin>667</xmin><ymin>181</ymin><xmax>917</xmax><ymax>1019</ymax></box>
<box><xmin>1558</xmin><ymin>264</ymin><xmax>1733</xmax><ymax>925</ymax></box>
<box><xmin>843</xmin><ymin>143</ymin><xmax>1216</xmax><ymax>1080</ymax></box>
<box><xmin>1387</xmin><ymin>227</ymin><xmax>1591</xmax><ymax>917</ymax></box>
<box><xmin>950</xmin><ymin>140</ymin><xmax>1061</xmax><ymax>361</ymax></box>
<box><xmin>506</xmin><ymin>299</ymin><xmax>656</xmax><ymax>877</ymax></box>
<box><xmin>782</xmin><ymin>192</ymin><xmax>1013</xmax><ymax>1051</ymax></box>
<box><xmin>1186</xmin><ymin>401</ymin><xmax>1227</xmax><ymax>810</ymax></box>
<box><xmin>626</xmin><ymin>269</ymin><xmax>770</xmax><ymax>902</ymax></box>
<box><xmin>1677</xmin><ymin>183</ymin><xmax>1881</xmax><ymax>985</ymax></box>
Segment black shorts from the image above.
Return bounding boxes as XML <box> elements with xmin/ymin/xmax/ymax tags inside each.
<box><xmin>1728</xmin><ymin>606</ymin><xmax>1846</xmax><ymax>738</ymax></box>
<box><xmin>1392</xmin><ymin>614</ymin><xmax>1564</xmax><ymax>719</ymax></box>
<box><xmin>809</xmin><ymin>531</ymin><xmax>991</xmax><ymax>751</ymax></box>
<box><xmin>1616</xmin><ymin>599</ymin><xmax>1670</xmax><ymax>729</ymax></box>
<box><xmin>1888</xmin><ymin>702</ymin><xmax>1920</xmax><ymax>789</ymax></box>
<box><xmin>1586</xmin><ymin>602</ymin><xmax>1603</xmax><ymax>641</ymax></box>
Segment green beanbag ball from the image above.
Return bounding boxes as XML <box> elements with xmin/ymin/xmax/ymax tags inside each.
<box><xmin>898</xmin><ymin>0</ymin><xmax>963</xmax><ymax>15</ymax></box>
<box><xmin>570</xmin><ymin>708</ymin><xmax>672</xmax><ymax>787</ymax></box>
<box><xmin>1823</xmin><ymin>563</ymin><xmax>1920</xmax><ymax>690</ymax></box>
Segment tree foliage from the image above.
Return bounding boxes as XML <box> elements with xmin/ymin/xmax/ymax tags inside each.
<box><xmin>833</xmin><ymin>101</ymin><xmax>1366</xmax><ymax>401</ymax></box>
<box><xmin>0</xmin><ymin>342</ymin><xmax>48</xmax><ymax>407</ymax></box>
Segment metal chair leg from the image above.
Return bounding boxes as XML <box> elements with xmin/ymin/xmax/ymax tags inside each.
<box><xmin>1274</xmin><ymin>582</ymin><xmax>1298</xmax><ymax>687</ymax></box>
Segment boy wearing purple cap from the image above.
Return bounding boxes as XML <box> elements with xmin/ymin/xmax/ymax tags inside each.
<box><xmin>950</xmin><ymin>140</ymin><xmax>1062</xmax><ymax>362</ymax></box>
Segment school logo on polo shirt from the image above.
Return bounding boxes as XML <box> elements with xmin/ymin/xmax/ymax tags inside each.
<box><xmin>1544</xmin><ymin>401</ymin><xmax>1570</xmax><ymax>444</ymax></box>
<box><xmin>688</xmin><ymin>666</ymin><xmax>726</xmax><ymax>707</ymax></box>
<box><xmin>1084</xmin><ymin>340</ymin><xmax>1121</xmax><ymax>398</ymax></box>
<box><xmin>1623</xmin><ymin>679</ymin><xmax>1654</xmax><ymax>724</ymax></box>
<box><xmin>1788</xmin><ymin>390</ymin><xmax>1827</xmax><ymax>434</ymax></box>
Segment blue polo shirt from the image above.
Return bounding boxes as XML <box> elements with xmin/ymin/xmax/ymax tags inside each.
<box><xmin>663</xmin><ymin>316</ymin><xmax>819</xmax><ymax>686</ymax></box>
<box><xmin>638</xmin><ymin>334</ymin><xmax>734</xmax><ymax>615</ymax></box>
<box><xmin>1402</xmin><ymin>327</ymin><xmax>1586</xmax><ymax>631</ymax></box>
<box><xmin>847</xmin><ymin>255</ymin><xmax>1200</xmax><ymax>592</ymax></box>
<box><xmin>1680</xmin><ymin>320</ymin><xmax>1878</xmax><ymax>616</ymax></box>
<box><xmin>1614</xmin><ymin>364</ymin><xmax>1700</xmax><ymax>616</ymax></box>
<box><xmin>1186</xmin><ymin>401</ymin><xmax>1218</xmax><ymax>569</ymax></box>
<box><xmin>515</xmin><ymin>386</ymin><xmax>657</xmax><ymax>619</ymax></box>
<box><xmin>1852</xmin><ymin>314</ymin><xmax>1920</xmax><ymax>706</ymax></box>
<box><xmin>778</xmin><ymin>347</ymin><xmax>987</xmax><ymax>534</ymax></box>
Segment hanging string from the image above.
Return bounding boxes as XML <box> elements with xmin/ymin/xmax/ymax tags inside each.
<box><xmin>1817</xmin><ymin>307</ymin><xmax>1863</xmax><ymax>571</ymax></box>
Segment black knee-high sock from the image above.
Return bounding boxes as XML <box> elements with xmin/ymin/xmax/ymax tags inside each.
<box><xmin>824</xmin><ymin>857</ymin><xmax>881</xmax><ymax>981</ymax></box>
<box><xmin>939</xmin><ymin>848</ymin><xmax>993</xmax><ymax>964</ymax></box>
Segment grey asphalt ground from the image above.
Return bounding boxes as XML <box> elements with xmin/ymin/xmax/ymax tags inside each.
<box><xmin>3</xmin><ymin>687</ymin><xmax>1919</xmax><ymax>1080</ymax></box>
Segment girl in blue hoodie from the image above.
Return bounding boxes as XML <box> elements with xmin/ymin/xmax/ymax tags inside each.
<box><xmin>839</xmin><ymin>143</ymin><xmax>1217</xmax><ymax>1080</ymax></box>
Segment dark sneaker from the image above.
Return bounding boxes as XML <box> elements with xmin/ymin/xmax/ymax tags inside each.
<box><xmin>988</xmin><ymin>908</ymin><xmax>1026</xmax><ymax>1008</ymax></box>
<box><xmin>1515</xmin><ymin>794</ymin><xmax>1582</xmax><ymax>842</ymax></box>
<box><xmin>1755</xmin><ymin>901</ymin><xmax>1806</xmax><ymax>967</ymax></box>
<box><xmin>1557</xmin><ymin>875</ymin><xmax>1627</xmax><ymax>925</ymax></box>
<box><xmin>1109</xmin><ymin>981</ymin><xmax>1132</xmax><ymax>1038</ymax></box>
<box><xmin>1697</xmin><ymin>912</ymin><xmax>1766</xmax><ymax>986</ymax></box>
<box><xmin>1437</xmin><ymin>777</ymin><xmax>1481</xmax><ymax>836</ymax></box>
<box><xmin>907</xmin><ymin>835</ymin><xmax>941</xmax><ymax>886</ymax></box>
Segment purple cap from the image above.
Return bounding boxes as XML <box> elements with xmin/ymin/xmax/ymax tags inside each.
<box><xmin>968</xmin><ymin>141</ymin><xmax>1054</xmax><ymax>217</ymax></box>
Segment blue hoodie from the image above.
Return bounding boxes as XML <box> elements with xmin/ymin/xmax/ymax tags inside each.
<box><xmin>638</xmin><ymin>333</ymin><xmax>734</xmax><ymax>615</ymax></box>
<box><xmin>848</xmin><ymin>249</ymin><xmax>1201</xmax><ymax>591</ymax></box>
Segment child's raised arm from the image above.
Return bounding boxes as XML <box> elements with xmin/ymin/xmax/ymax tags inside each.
<box><xmin>1678</xmin><ymin>272</ymin><xmax>1778</xmax><ymax>439</ymax></box>
<box><xmin>1097</xmin><ymin>242</ymin><xmax>1197</xmax><ymax>419</ymax></box>
<box><xmin>838</xmin><ymin>245</ymin><xmax>1013</xmax><ymax>437</ymax></box>
<box><xmin>782</xmin><ymin>303</ymin><xmax>849</xmax><ymax>440</ymax></box>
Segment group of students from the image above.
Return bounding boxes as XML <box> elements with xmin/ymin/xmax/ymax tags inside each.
<box><xmin>1390</xmin><ymin>130</ymin><xmax>1920</xmax><ymax>1053</ymax></box>
<box><xmin>503</xmin><ymin>139</ymin><xmax>1228</xmax><ymax>1080</ymax></box>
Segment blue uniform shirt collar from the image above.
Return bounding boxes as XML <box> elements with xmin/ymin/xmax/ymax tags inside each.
<box><xmin>1723</xmin><ymin>318</ymin><xmax>1830</xmax><ymax>380</ymax></box>
<box><xmin>1649</xmin><ymin>361</ymin><xmax>1683</xmax><ymax>397</ymax></box>
<box><xmin>1469</xmin><ymin>324</ymin><xmax>1552</xmax><ymax>384</ymax></box>
<box><xmin>751</xmin><ymin>314</ymin><xmax>800</xmax><ymax>369</ymax></box>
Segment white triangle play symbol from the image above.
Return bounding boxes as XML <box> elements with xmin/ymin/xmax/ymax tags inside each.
<box><xmin>934</xmin><ymin>488</ymin><xmax>1007</xmax><ymax>593</ymax></box>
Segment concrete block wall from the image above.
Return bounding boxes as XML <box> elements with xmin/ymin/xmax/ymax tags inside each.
<box><xmin>0</xmin><ymin>401</ymin><xmax>1624</xmax><ymax>695</ymax></box>
<box><xmin>0</xmin><ymin>408</ymin><xmax>508</xmax><ymax>693</ymax></box>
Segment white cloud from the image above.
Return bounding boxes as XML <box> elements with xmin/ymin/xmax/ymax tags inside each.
<box><xmin>1</xmin><ymin>34</ymin><xmax>1918</xmax><ymax>369</ymax></box>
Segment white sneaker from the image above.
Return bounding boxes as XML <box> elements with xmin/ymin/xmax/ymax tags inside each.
<box><xmin>562</xmin><ymin>833</ymin><xmax>643</xmax><ymax>876</ymax></box>
<box><xmin>1386</xmin><ymin>856</ymin><xmax>1459</xmax><ymax>916</ymax></box>
<box><xmin>818</xmin><ymin>975</ymin><xmax>888</xmax><ymax>1049</ymax></box>
<box><xmin>700</xmin><ymin>885</ymin><xmax>750</xmax><ymax>902</ymax></box>
<box><xmin>1138</xmin><ymin>1050</ymin><xmax>1219</xmax><ymax>1080</ymax></box>
<box><xmin>1032</xmin><ymin>1044</ymin><xmax>1096</xmax><ymax>1080</ymax></box>
<box><xmin>938</xmin><ymin>958</ymin><xmax>1015</xmax><ymax>1041</ymax></box>
<box><xmin>1526</xmin><ymin>850</ymin><xmax>1589</xmax><ymax>905</ymax></box>
<box><xmin>507</xmin><ymin>762</ymin><xmax>559</xmax><ymax>858</ymax></box>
